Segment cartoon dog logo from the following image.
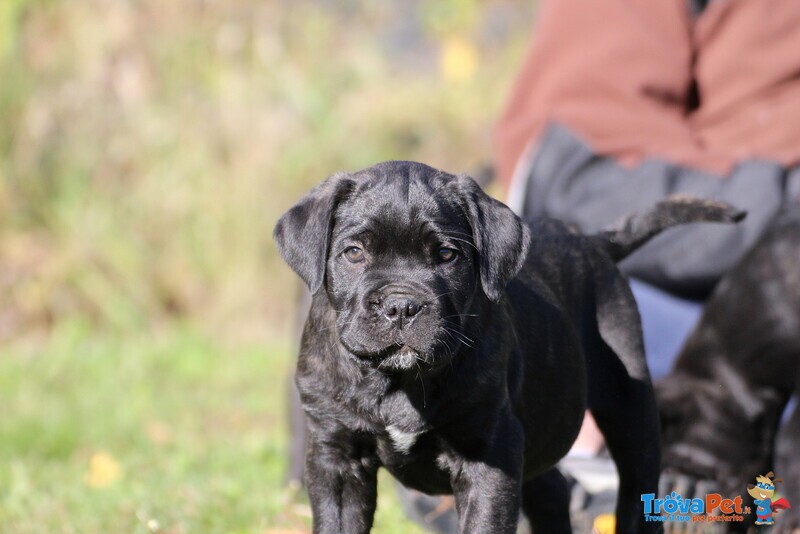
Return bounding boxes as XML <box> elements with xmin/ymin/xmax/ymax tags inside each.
<box><xmin>747</xmin><ymin>471</ymin><xmax>792</xmax><ymax>525</ymax></box>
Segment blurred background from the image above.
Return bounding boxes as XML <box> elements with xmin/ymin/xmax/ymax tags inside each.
<box><xmin>0</xmin><ymin>1</ymin><xmax>535</xmax><ymax>532</ymax></box>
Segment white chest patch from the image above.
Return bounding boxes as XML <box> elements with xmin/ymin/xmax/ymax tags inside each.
<box><xmin>386</xmin><ymin>425</ymin><xmax>421</xmax><ymax>454</ymax></box>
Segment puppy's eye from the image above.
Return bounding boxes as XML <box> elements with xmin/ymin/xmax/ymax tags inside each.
<box><xmin>344</xmin><ymin>246</ymin><xmax>365</xmax><ymax>263</ymax></box>
<box><xmin>438</xmin><ymin>248</ymin><xmax>457</xmax><ymax>263</ymax></box>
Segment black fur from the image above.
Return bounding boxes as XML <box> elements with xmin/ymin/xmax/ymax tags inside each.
<box><xmin>657</xmin><ymin>206</ymin><xmax>800</xmax><ymax>532</ymax></box>
<box><xmin>274</xmin><ymin>161</ymin><xmax>742</xmax><ymax>533</ymax></box>
<box><xmin>596</xmin><ymin>196</ymin><xmax>746</xmax><ymax>262</ymax></box>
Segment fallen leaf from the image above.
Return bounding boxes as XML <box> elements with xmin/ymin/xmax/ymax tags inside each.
<box><xmin>84</xmin><ymin>451</ymin><xmax>122</xmax><ymax>488</ymax></box>
<box><xmin>592</xmin><ymin>513</ymin><xmax>616</xmax><ymax>534</ymax></box>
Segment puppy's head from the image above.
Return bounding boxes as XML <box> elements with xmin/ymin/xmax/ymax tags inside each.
<box><xmin>274</xmin><ymin>161</ymin><xmax>530</xmax><ymax>372</ymax></box>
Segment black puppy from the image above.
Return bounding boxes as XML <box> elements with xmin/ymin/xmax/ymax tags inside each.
<box><xmin>274</xmin><ymin>161</ymin><xmax>743</xmax><ymax>533</ymax></box>
<box><xmin>657</xmin><ymin>206</ymin><xmax>800</xmax><ymax>532</ymax></box>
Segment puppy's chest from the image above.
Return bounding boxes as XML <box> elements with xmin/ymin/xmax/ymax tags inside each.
<box><xmin>382</xmin><ymin>424</ymin><xmax>423</xmax><ymax>455</ymax></box>
<box><xmin>376</xmin><ymin>392</ymin><xmax>430</xmax><ymax>454</ymax></box>
<box><xmin>329</xmin><ymin>375</ymin><xmax>441</xmax><ymax>457</ymax></box>
<box><xmin>375</xmin><ymin>398</ymin><xmax>454</xmax><ymax>493</ymax></box>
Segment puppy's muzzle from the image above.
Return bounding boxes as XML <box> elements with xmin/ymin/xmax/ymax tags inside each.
<box><xmin>347</xmin><ymin>283</ymin><xmax>442</xmax><ymax>370</ymax></box>
<box><xmin>368</xmin><ymin>288</ymin><xmax>428</xmax><ymax>329</ymax></box>
<box><xmin>381</xmin><ymin>294</ymin><xmax>424</xmax><ymax>325</ymax></box>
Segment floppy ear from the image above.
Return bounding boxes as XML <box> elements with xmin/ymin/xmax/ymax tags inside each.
<box><xmin>273</xmin><ymin>172</ymin><xmax>353</xmax><ymax>294</ymax></box>
<box><xmin>452</xmin><ymin>174</ymin><xmax>531</xmax><ymax>302</ymax></box>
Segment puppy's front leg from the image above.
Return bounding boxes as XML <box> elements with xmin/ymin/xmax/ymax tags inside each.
<box><xmin>305</xmin><ymin>429</ymin><xmax>379</xmax><ymax>534</ymax></box>
<box><xmin>450</xmin><ymin>415</ymin><xmax>524</xmax><ymax>534</ymax></box>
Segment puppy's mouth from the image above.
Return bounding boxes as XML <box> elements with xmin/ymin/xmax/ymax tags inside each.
<box><xmin>350</xmin><ymin>341</ymin><xmax>425</xmax><ymax>372</ymax></box>
<box><xmin>375</xmin><ymin>343</ymin><xmax>418</xmax><ymax>359</ymax></box>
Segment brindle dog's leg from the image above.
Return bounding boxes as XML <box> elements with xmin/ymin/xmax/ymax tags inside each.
<box><xmin>590</xmin><ymin>273</ymin><xmax>661</xmax><ymax>533</ymax></box>
<box><xmin>522</xmin><ymin>467</ymin><xmax>572</xmax><ymax>533</ymax></box>
<box><xmin>304</xmin><ymin>425</ymin><xmax>379</xmax><ymax>534</ymax></box>
<box><xmin>590</xmin><ymin>376</ymin><xmax>661</xmax><ymax>533</ymax></box>
<box><xmin>449</xmin><ymin>414</ymin><xmax>525</xmax><ymax>534</ymax></box>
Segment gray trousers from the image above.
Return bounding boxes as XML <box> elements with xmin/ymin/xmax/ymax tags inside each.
<box><xmin>518</xmin><ymin>123</ymin><xmax>800</xmax><ymax>300</ymax></box>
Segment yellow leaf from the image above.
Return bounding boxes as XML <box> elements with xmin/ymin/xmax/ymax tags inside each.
<box><xmin>440</xmin><ymin>36</ymin><xmax>478</xmax><ymax>84</ymax></box>
<box><xmin>592</xmin><ymin>513</ymin><xmax>616</xmax><ymax>534</ymax></box>
<box><xmin>84</xmin><ymin>451</ymin><xmax>122</xmax><ymax>488</ymax></box>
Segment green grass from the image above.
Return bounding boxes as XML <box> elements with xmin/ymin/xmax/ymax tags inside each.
<box><xmin>0</xmin><ymin>2</ymin><xmax>534</xmax><ymax>531</ymax></box>
<box><xmin>0</xmin><ymin>321</ymin><xmax>426</xmax><ymax>533</ymax></box>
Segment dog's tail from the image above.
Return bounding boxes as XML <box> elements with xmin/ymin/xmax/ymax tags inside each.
<box><xmin>592</xmin><ymin>196</ymin><xmax>746</xmax><ymax>262</ymax></box>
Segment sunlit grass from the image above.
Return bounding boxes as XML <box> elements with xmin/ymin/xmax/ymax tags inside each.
<box><xmin>0</xmin><ymin>1</ymin><xmax>533</xmax><ymax>531</ymax></box>
<box><xmin>0</xmin><ymin>321</ymin><xmax>427</xmax><ymax>533</ymax></box>
<box><xmin>0</xmin><ymin>0</ymin><xmax>532</xmax><ymax>342</ymax></box>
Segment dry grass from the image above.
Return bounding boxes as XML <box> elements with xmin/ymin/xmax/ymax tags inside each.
<box><xmin>0</xmin><ymin>0</ymin><xmax>533</xmax><ymax>342</ymax></box>
<box><xmin>0</xmin><ymin>0</ymin><xmax>535</xmax><ymax>531</ymax></box>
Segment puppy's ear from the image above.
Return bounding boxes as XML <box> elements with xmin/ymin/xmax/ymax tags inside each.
<box><xmin>273</xmin><ymin>173</ymin><xmax>353</xmax><ymax>294</ymax></box>
<box><xmin>453</xmin><ymin>175</ymin><xmax>530</xmax><ymax>302</ymax></box>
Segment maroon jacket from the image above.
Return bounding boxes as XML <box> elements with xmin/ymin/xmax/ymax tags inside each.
<box><xmin>494</xmin><ymin>0</ymin><xmax>800</xmax><ymax>189</ymax></box>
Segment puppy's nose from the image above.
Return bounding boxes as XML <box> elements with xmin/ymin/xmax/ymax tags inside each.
<box><xmin>383</xmin><ymin>295</ymin><xmax>423</xmax><ymax>323</ymax></box>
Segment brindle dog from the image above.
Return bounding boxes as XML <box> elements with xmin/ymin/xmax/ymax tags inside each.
<box><xmin>274</xmin><ymin>161</ymin><xmax>744</xmax><ymax>533</ymax></box>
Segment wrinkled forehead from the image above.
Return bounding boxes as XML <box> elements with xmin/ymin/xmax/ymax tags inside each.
<box><xmin>332</xmin><ymin>173</ymin><xmax>470</xmax><ymax>242</ymax></box>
